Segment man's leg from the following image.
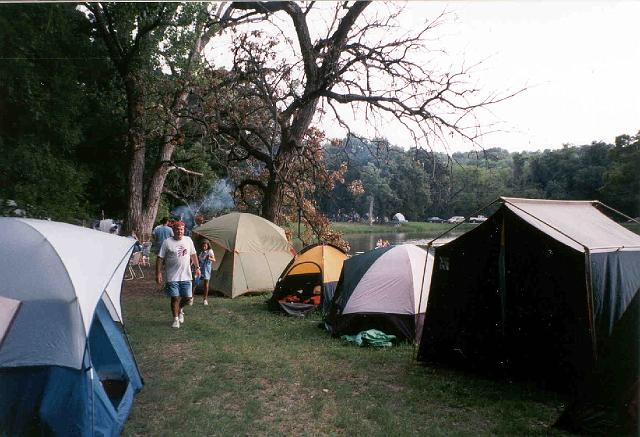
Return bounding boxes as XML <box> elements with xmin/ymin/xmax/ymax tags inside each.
<box><xmin>178</xmin><ymin>281</ymin><xmax>193</xmax><ymax>323</ymax></box>
<box><xmin>171</xmin><ymin>297</ymin><xmax>181</xmax><ymax>317</ymax></box>
<box><xmin>179</xmin><ymin>297</ymin><xmax>191</xmax><ymax>309</ymax></box>
<box><xmin>166</xmin><ymin>282</ymin><xmax>181</xmax><ymax>328</ymax></box>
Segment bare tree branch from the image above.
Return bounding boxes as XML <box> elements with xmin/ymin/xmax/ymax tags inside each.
<box><xmin>197</xmin><ymin>1</ymin><xmax>524</xmax><ymax>222</ymax></box>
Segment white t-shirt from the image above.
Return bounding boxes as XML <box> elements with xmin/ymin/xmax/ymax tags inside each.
<box><xmin>158</xmin><ymin>236</ymin><xmax>197</xmax><ymax>282</ymax></box>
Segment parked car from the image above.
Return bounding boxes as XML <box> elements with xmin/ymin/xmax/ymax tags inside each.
<box><xmin>427</xmin><ymin>217</ymin><xmax>444</xmax><ymax>223</ymax></box>
<box><xmin>469</xmin><ymin>215</ymin><xmax>487</xmax><ymax>223</ymax></box>
<box><xmin>447</xmin><ymin>216</ymin><xmax>465</xmax><ymax>224</ymax></box>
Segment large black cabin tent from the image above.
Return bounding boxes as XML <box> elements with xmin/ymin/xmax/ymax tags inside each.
<box><xmin>417</xmin><ymin>197</ymin><xmax>640</xmax><ymax>432</ymax></box>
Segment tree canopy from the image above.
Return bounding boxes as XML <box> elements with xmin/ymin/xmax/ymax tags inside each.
<box><xmin>0</xmin><ymin>3</ymin><xmax>637</xmax><ymax>234</ymax></box>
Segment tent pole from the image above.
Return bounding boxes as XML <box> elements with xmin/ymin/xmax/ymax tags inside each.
<box><xmin>120</xmin><ymin>319</ymin><xmax>145</xmax><ymax>385</ymax></box>
<box><xmin>595</xmin><ymin>201</ymin><xmax>640</xmax><ymax>224</ymax></box>
<box><xmin>499</xmin><ymin>216</ymin><xmax>507</xmax><ymax>339</ymax></box>
<box><xmin>427</xmin><ymin>198</ymin><xmax>500</xmax><ymax>246</ymax></box>
<box><xmin>584</xmin><ymin>249</ymin><xmax>598</xmax><ymax>361</ymax></box>
<box><xmin>85</xmin><ymin>342</ymin><xmax>95</xmax><ymax>436</ymax></box>
<box><xmin>414</xmin><ymin>241</ymin><xmax>432</xmax><ymax>361</ymax></box>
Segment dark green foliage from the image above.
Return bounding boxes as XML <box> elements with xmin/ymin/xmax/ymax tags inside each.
<box><xmin>0</xmin><ymin>141</ymin><xmax>90</xmax><ymax>221</ymax></box>
<box><xmin>0</xmin><ymin>4</ymin><xmax>126</xmax><ymax>220</ymax></box>
<box><xmin>321</xmin><ymin>135</ymin><xmax>638</xmax><ymax>221</ymax></box>
<box><xmin>0</xmin><ymin>5</ymin><xmax>636</xmax><ymax>223</ymax></box>
<box><xmin>600</xmin><ymin>133</ymin><xmax>640</xmax><ymax>218</ymax></box>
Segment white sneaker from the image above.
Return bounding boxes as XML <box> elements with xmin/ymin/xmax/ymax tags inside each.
<box><xmin>203</xmin><ymin>299</ymin><xmax>208</xmax><ymax>306</ymax></box>
<box><xmin>171</xmin><ymin>317</ymin><xmax>180</xmax><ymax>328</ymax></box>
<box><xmin>188</xmin><ymin>297</ymin><xmax>194</xmax><ymax>306</ymax></box>
<box><xmin>178</xmin><ymin>310</ymin><xmax>185</xmax><ymax>324</ymax></box>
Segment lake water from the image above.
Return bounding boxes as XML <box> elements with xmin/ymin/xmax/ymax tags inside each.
<box><xmin>343</xmin><ymin>230</ymin><xmax>466</xmax><ymax>254</ymax></box>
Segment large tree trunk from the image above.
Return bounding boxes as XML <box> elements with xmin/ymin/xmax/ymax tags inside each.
<box><xmin>124</xmin><ymin>74</ymin><xmax>147</xmax><ymax>239</ymax></box>
<box><xmin>125</xmin><ymin>74</ymin><xmax>190</xmax><ymax>240</ymax></box>
<box><xmin>89</xmin><ymin>5</ymin><xmax>217</xmax><ymax>241</ymax></box>
<box><xmin>261</xmin><ymin>101</ymin><xmax>319</xmax><ymax>223</ymax></box>
<box><xmin>261</xmin><ymin>171</ymin><xmax>281</xmax><ymax>223</ymax></box>
<box><xmin>139</xmin><ymin>131</ymin><xmax>180</xmax><ymax>240</ymax></box>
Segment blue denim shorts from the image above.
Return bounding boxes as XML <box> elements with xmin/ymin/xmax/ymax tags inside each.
<box><xmin>165</xmin><ymin>281</ymin><xmax>192</xmax><ymax>298</ymax></box>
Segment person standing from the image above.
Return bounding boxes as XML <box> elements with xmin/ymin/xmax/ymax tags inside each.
<box><xmin>152</xmin><ymin>217</ymin><xmax>173</xmax><ymax>254</ymax></box>
<box><xmin>198</xmin><ymin>241</ymin><xmax>215</xmax><ymax>306</ymax></box>
<box><xmin>129</xmin><ymin>231</ymin><xmax>143</xmax><ymax>253</ymax></box>
<box><xmin>156</xmin><ymin>221</ymin><xmax>200</xmax><ymax>328</ymax></box>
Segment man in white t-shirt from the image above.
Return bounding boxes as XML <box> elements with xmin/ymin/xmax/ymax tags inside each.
<box><xmin>156</xmin><ymin>221</ymin><xmax>200</xmax><ymax>328</ymax></box>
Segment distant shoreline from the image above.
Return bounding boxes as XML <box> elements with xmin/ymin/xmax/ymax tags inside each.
<box><xmin>330</xmin><ymin>221</ymin><xmax>640</xmax><ymax>236</ymax></box>
<box><xmin>284</xmin><ymin>220</ymin><xmax>640</xmax><ymax>239</ymax></box>
<box><xmin>330</xmin><ymin>221</ymin><xmax>476</xmax><ymax>234</ymax></box>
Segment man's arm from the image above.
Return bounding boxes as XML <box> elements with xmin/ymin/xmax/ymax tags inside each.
<box><xmin>191</xmin><ymin>253</ymin><xmax>200</xmax><ymax>277</ymax></box>
<box><xmin>156</xmin><ymin>256</ymin><xmax>164</xmax><ymax>285</ymax></box>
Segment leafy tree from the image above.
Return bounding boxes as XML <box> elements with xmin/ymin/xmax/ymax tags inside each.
<box><xmin>0</xmin><ymin>4</ymin><xmax>98</xmax><ymax>221</ymax></box>
<box><xmin>319</xmin><ymin>134</ymin><xmax>630</xmax><ymax>221</ymax></box>
<box><xmin>0</xmin><ymin>143</ymin><xmax>90</xmax><ymax>220</ymax></box>
<box><xmin>84</xmin><ymin>3</ymin><xmax>245</xmax><ymax>238</ymax></box>
<box><xmin>601</xmin><ymin>133</ymin><xmax>640</xmax><ymax>217</ymax></box>
<box><xmin>208</xmin><ymin>1</ymin><xmax>520</xmax><ymax>223</ymax></box>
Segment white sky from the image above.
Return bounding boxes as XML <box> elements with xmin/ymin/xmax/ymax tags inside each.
<box><xmin>409</xmin><ymin>1</ymin><xmax>640</xmax><ymax>152</ymax></box>
<box><xmin>212</xmin><ymin>1</ymin><xmax>640</xmax><ymax>153</ymax></box>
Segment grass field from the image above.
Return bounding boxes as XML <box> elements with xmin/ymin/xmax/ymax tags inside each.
<box><xmin>122</xmin><ymin>272</ymin><xmax>569</xmax><ymax>436</ymax></box>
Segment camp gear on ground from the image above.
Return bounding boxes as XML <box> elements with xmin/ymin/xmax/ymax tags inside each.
<box><xmin>268</xmin><ymin>243</ymin><xmax>347</xmax><ymax>317</ymax></box>
<box><xmin>0</xmin><ymin>218</ymin><xmax>143</xmax><ymax>436</ymax></box>
<box><xmin>416</xmin><ymin>197</ymin><xmax>640</xmax><ymax>433</ymax></box>
<box><xmin>326</xmin><ymin>244</ymin><xmax>434</xmax><ymax>342</ymax></box>
<box><xmin>341</xmin><ymin>329</ymin><xmax>396</xmax><ymax>347</ymax></box>
<box><xmin>193</xmin><ymin>213</ymin><xmax>294</xmax><ymax>298</ymax></box>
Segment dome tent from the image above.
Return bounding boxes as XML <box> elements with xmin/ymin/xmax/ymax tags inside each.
<box><xmin>392</xmin><ymin>212</ymin><xmax>407</xmax><ymax>223</ymax></box>
<box><xmin>193</xmin><ymin>212</ymin><xmax>295</xmax><ymax>298</ymax></box>
<box><xmin>0</xmin><ymin>218</ymin><xmax>143</xmax><ymax>436</ymax></box>
<box><xmin>268</xmin><ymin>243</ymin><xmax>348</xmax><ymax>317</ymax></box>
<box><xmin>326</xmin><ymin>244</ymin><xmax>434</xmax><ymax>342</ymax></box>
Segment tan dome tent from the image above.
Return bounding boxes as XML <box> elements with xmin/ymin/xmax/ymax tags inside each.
<box><xmin>268</xmin><ymin>243</ymin><xmax>348</xmax><ymax>317</ymax></box>
<box><xmin>193</xmin><ymin>213</ymin><xmax>294</xmax><ymax>298</ymax></box>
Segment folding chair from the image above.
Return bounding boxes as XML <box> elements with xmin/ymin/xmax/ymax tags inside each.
<box><xmin>124</xmin><ymin>252</ymin><xmax>144</xmax><ymax>280</ymax></box>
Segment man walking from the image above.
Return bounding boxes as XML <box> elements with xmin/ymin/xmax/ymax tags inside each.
<box><xmin>156</xmin><ymin>221</ymin><xmax>200</xmax><ymax>328</ymax></box>
<box><xmin>152</xmin><ymin>217</ymin><xmax>173</xmax><ymax>254</ymax></box>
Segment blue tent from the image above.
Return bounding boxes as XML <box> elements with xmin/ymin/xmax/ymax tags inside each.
<box><xmin>0</xmin><ymin>218</ymin><xmax>143</xmax><ymax>436</ymax></box>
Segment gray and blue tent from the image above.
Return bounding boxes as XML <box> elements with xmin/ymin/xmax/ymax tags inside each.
<box><xmin>0</xmin><ymin>218</ymin><xmax>143</xmax><ymax>436</ymax></box>
<box><xmin>416</xmin><ymin>197</ymin><xmax>640</xmax><ymax>433</ymax></box>
<box><xmin>326</xmin><ymin>244</ymin><xmax>434</xmax><ymax>342</ymax></box>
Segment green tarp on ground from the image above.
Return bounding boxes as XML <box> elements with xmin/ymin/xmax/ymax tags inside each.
<box><xmin>341</xmin><ymin>329</ymin><xmax>396</xmax><ymax>347</ymax></box>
